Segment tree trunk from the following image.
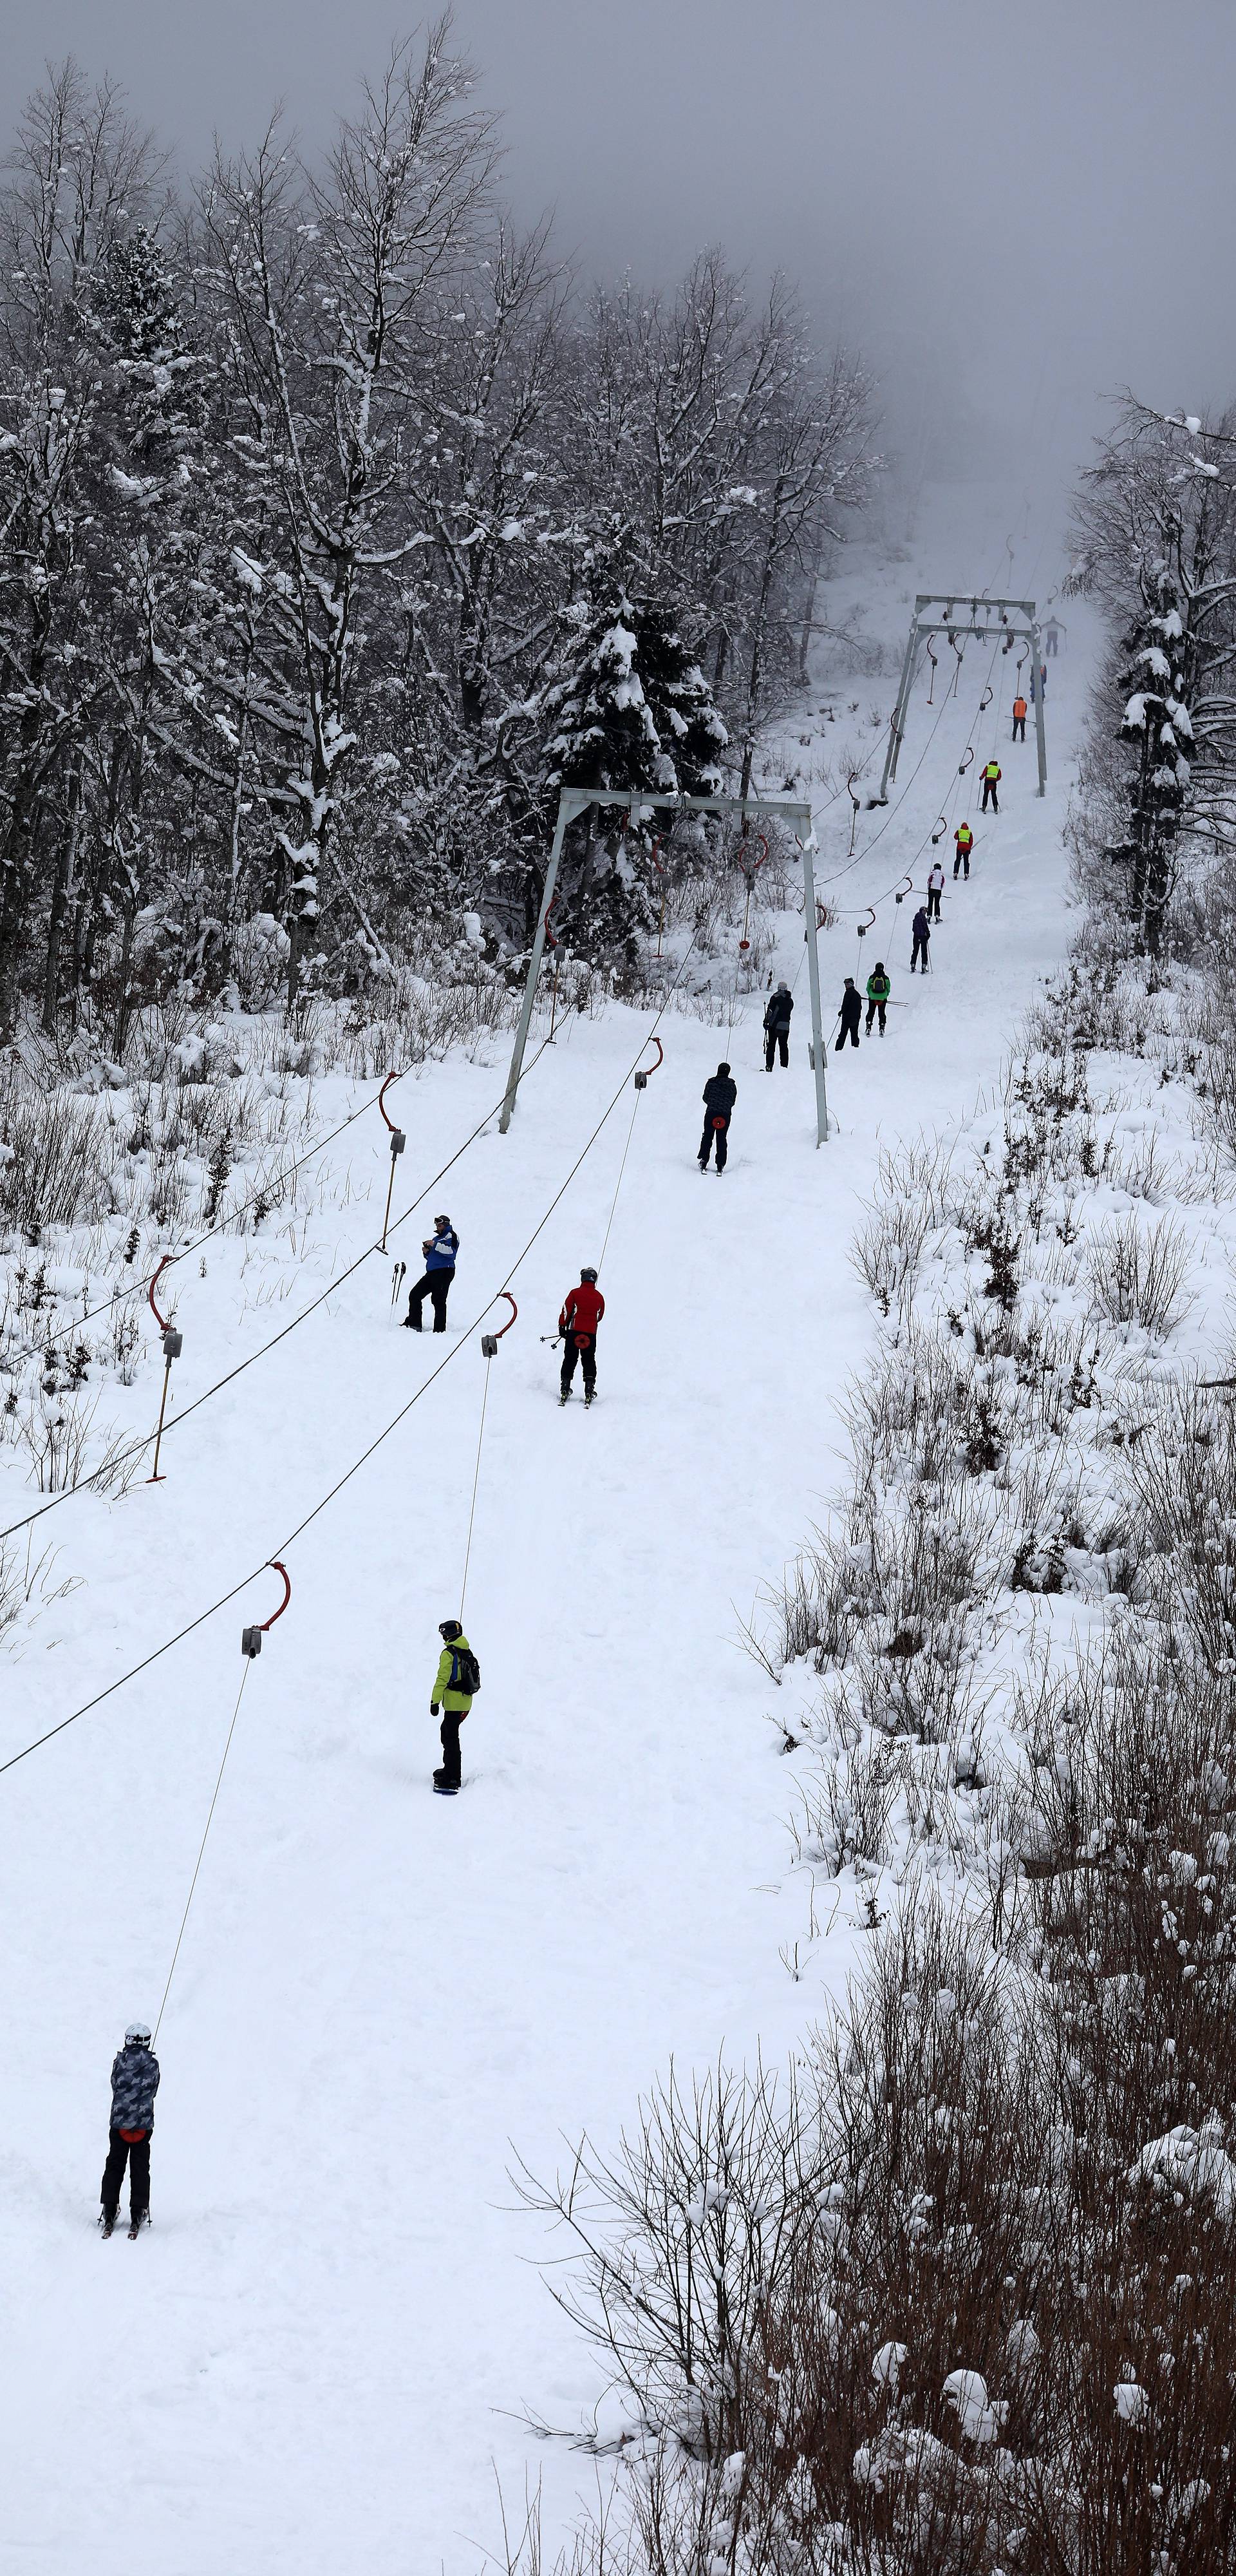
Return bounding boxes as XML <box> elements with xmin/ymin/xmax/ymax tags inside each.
<box><xmin>42</xmin><ymin>772</ymin><xmax>82</xmax><ymax>1036</ymax></box>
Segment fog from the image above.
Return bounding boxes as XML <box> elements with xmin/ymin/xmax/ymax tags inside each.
<box><xmin>5</xmin><ymin>0</ymin><xmax>1235</xmax><ymax>514</ymax></box>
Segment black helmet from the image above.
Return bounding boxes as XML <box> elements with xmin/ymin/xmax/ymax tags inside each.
<box><xmin>433</xmin><ymin>1213</ymin><xmax>451</xmax><ymax>1228</ymax></box>
<box><xmin>874</xmin><ymin>961</ymin><xmax>885</xmax><ymax>973</ymax></box>
<box><xmin>438</xmin><ymin>1618</ymin><xmax>462</xmax><ymax>1642</ymax></box>
<box><xmin>718</xmin><ymin>1061</ymin><xmax>731</xmax><ymax>1077</ymax></box>
<box><xmin>580</xmin><ymin>1267</ymin><xmax>598</xmax><ymax>1283</ymax></box>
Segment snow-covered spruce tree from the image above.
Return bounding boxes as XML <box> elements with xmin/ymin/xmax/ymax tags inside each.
<box><xmin>541</xmin><ymin>583</ymin><xmax>726</xmax><ymax>974</ymax></box>
<box><xmin>1070</xmin><ymin>399</ymin><xmax>1236</xmax><ymax>954</ymax></box>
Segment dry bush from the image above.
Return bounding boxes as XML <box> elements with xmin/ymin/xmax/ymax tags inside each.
<box><xmin>0</xmin><ymin>1077</ymin><xmax>113</xmax><ymax>1236</ymax></box>
<box><xmin>1085</xmin><ymin>1211</ymin><xmax>1193</xmax><ymax>1336</ymax></box>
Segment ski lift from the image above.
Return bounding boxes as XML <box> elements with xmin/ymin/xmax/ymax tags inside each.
<box><xmin>738</xmin><ymin>831</ymin><xmax>769</xmax><ymax>952</ymax></box>
<box><xmin>543</xmin><ymin>893</ymin><xmax>563</xmax><ymax>1039</ymax></box>
<box><xmin>894</xmin><ymin>876</ymin><xmax>913</xmax><ymax>905</ymax></box>
<box><xmin>930</xmin><ymin>814</ymin><xmax>948</xmax><ymax>846</ymax></box>
<box><xmin>949</xmin><ymin>632</ymin><xmax>964</xmax><ymax>697</ymax></box>
<box><xmin>480</xmin><ymin>1290</ymin><xmax>518</xmax><ymax>1361</ymax></box>
<box><xmin>633</xmin><ymin>1034</ymin><xmax>664</xmax><ymax>1092</ymax></box>
<box><xmin>145</xmin><ymin>1254</ymin><xmax>183</xmax><ymax>1486</ymax></box>
<box><xmin>649</xmin><ymin>835</ymin><xmax>667</xmax><ymax>958</ymax></box>
<box><xmin>856</xmin><ymin>906</ymin><xmax>876</xmax><ymax>940</ymax></box>
<box><xmin>377</xmin><ymin>1072</ymin><xmax>407</xmax><ymax>1255</ymax></box>
<box><xmin>242</xmin><ymin>1560</ymin><xmax>292</xmax><ymax>1660</ymax></box>
<box><xmin>979</xmin><ymin>685</ymin><xmax>993</xmax><ymax>712</ymax></box>
<box><xmin>925</xmin><ymin>633</ymin><xmax>939</xmax><ymax>705</ymax></box>
<box><xmin>959</xmin><ymin>746</ymin><xmax>975</xmax><ymax>777</ymax></box>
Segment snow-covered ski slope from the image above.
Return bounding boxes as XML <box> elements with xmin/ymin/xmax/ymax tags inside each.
<box><xmin>1</xmin><ymin>484</ymin><xmax>1090</xmax><ymax>2572</ymax></box>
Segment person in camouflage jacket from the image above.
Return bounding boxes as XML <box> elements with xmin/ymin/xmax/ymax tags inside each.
<box><xmin>100</xmin><ymin>2025</ymin><xmax>160</xmax><ymax>2233</ymax></box>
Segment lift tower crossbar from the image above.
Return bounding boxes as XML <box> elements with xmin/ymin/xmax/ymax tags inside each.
<box><xmin>881</xmin><ymin>592</ymin><xmax>1047</xmax><ymax>802</ymax></box>
<box><xmin>498</xmin><ymin>787</ymin><xmax>830</xmax><ymax>1147</ymax></box>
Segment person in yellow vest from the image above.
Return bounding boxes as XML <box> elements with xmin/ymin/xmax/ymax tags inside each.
<box><xmin>1011</xmin><ymin>695</ymin><xmax>1027</xmax><ymax>742</ymax></box>
<box><xmin>953</xmin><ymin>822</ymin><xmax>974</xmax><ymax>879</ymax></box>
<box><xmin>980</xmin><ymin>759</ymin><xmax>1001</xmax><ymax>813</ymax></box>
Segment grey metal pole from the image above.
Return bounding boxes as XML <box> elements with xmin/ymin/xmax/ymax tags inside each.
<box><xmin>499</xmin><ymin>791</ymin><xmax>575</xmax><ymax>1133</ymax></box>
<box><xmin>798</xmin><ymin>819</ymin><xmax>830</xmax><ymax>1146</ymax></box>
<box><xmin>881</xmin><ymin>620</ymin><xmax>921</xmax><ymax>798</ymax></box>
<box><xmin>1030</xmin><ymin>625</ymin><xmax>1047</xmax><ymax>797</ymax></box>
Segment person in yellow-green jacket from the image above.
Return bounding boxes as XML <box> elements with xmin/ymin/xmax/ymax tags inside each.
<box><xmin>430</xmin><ymin>1617</ymin><xmax>479</xmax><ymax>1796</ymax></box>
<box><xmin>865</xmin><ymin>962</ymin><xmax>890</xmax><ymax>1037</ymax></box>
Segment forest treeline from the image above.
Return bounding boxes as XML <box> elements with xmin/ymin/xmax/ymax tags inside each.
<box><xmin>0</xmin><ymin>28</ymin><xmax>879</xmax><ymax>1041</ymax></box>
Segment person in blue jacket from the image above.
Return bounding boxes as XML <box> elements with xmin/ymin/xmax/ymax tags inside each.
<box><xmin>404</xmin><ymin>1215</ymin><xmax>458</xmax><ymax>1332</ymax></box>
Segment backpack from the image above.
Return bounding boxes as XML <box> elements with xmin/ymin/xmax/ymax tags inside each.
<box><xmin>451</xmin><ymin>1645</ymin><xmax>481</xmax><ymax>1696</ymax></box>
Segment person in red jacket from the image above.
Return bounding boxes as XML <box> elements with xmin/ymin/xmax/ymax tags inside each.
<box><xmin>559</xmin><ymin>1267</ymin><xmax>605</xmax><ymax>1406</ymax></box>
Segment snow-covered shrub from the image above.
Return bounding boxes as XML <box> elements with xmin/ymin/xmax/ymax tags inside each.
<box><xmin>1085</xmin><ymin>1210</ymin><xmax>1192</xmax><ymax>1335</ymax></box>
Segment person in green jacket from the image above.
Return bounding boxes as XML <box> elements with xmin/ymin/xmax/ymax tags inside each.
<box><xmin>865</xmin><ymin>963</ymin><xmax>890</xmax><ymax>1036</ymax></box>
<box><xmin>430</xmin><ymin>1617</ymin><xmax>476</xmax><ymax>1795</ymax></box>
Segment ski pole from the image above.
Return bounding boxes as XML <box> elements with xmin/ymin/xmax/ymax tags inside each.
<box><xmin>539</xmin><ymin>1334</ymin><xmax>562</xmax><ymax>1347</ymax></box>
<box><xmin>390</xmin><ymin>1260</ymin><xmax>407</xmax><ymax>1307</ymax></box>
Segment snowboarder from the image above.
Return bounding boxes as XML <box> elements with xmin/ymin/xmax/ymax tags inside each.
<box><xmin>954</xmin><ymin>822</ymin><xmax>974</xmax><ymax>878</ymax></box>
<box><xmin>1011</xmin><ymin>694</ymin><xmax>1027</xmax><ymax>743</ymax></box>
<box><xmin>926</xmin><ymin>860</ymin><xmax>945</xmax><ymax>921</ymax></box>
<box><xmin>980</xmin><ymin>759</ymin><xmax>1001</xmax><ymax>813</ymax></box>
<box><xmin>910</xmin><ymin>907</ymin><xmax>931</xmax><ymax>974</ymax></box>
<box><xmin>559</xmin><ymin>1267</ymin><xmax>604</xmax><ymax>1403</ymax></box>
<box><xmin>430</xmin><ymin>1617</ymin><xmax>478</xmax><ymax>1794</ymax></box>
<box><xmin>865</xmin><ymin>964</ymin><xmax>890</xmax><ymax>1036</ymax></box>
<box><xmin>100</xmin><ymin>2022</ymin><xmax>160</xmax><ymax>2238</ymax></box>
<box><xmin>836</xmin><ymin>978</ymin><xmax>862</xmax><ymax>1050</ymax></box>
<box><xmin>763</xmin><ymin>981</ymin><xmax>794</xmax><ymax>1070</ymax></box>
<box><xmin>403</xmin><ymin>1215</ymin><xmax>458</xmax><ymax>1334</ymax></box>
<box><xmin>699</xmin><ymin>1063</ymin><xmax>737</xmax><ymax>1171</ymax></box>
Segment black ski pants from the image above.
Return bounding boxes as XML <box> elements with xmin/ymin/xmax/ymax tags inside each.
<box><xmin>102</xmin><ymin>2128</ymin><xmax>150</xmax><ymax>2222</ymax></box>
<box><xmin>1012</xmin><ymin>715</ymin><xmax>1025</xmax><ymax>741</ymax></box>
<box><xmin>865</xmin><ymin>999</ymin><xmax>887</xmax><ymax>1035</ymax></box>
<box><xmin>954</xmin><ymin>851</ymin><xmax>971</xmax><ymax>878</ymax></box>
<box><xmin>764</xmin><ymin>1025</ymin><xmax>789</xmax><ymax>1068</ymax></box>
<box><xmin>836</xmin><ymin>1014</ymin><xmax>861</xmax><ymax>1050</ymax></box>
<box><xmin>561</xmin><ymin>1331</ymin><xmax>597</xmax><ymax>1395</ymax></box>
<box><xmin>980</xmin><ymin>779</ymin><xmax>998</xmax><ymax>811</ymax></box>
<box><xmin>926</xmin><ymin>886</ymin><xmax>942</xmax><ymax>920</ymax></box>
<box><xmin>699</xmin><ymin>1113</ymin><xmax>730</xmax><ymax>1169</ymax></box>
<box><xmin>407</xmin><ymin>1269</ymin><xmax>453</xmax><ymax>1332</ymax></box>
<box><xmin>911</xmin><ymin>933</ymin><xmax>930</xmax><ymax>973</ymax></box>
<box><xmin>439</xmin><ymin>1709</ymin><xmax>465</xmax><ymax>1787</ymax></box>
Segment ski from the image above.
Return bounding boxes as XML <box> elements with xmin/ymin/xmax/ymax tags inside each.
<box><xmin>433</xmin><ymin>1781</ymin><xmax>459</xmax><ymax>1797</ymax></box>
<box><xmin>100</xmin><ymin>2214</ymin><xmax>115</xmax><ymax>2240</ymax></box>
<box><xmin>127</xmin><ymin>2217</ymin><xmax>148</xmax><ymax>2240</ymax></box>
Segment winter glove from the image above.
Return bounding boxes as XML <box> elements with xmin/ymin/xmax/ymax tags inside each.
<box><xmin>431</xmin><ymin>1703</ymin><xmax>440</xmax><ymax>1716</ymax></box>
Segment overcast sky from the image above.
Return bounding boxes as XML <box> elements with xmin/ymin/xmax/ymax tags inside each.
<box><xmin>5</xmin><ymin>0</ymin><xmax>1233</xmax><ymax>513</ymax></box>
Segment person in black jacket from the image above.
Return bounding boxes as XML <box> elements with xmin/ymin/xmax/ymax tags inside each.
<box><xmin>100</xmin><ymin>2022</ymin><xmax>160</xmax><ymax>2236</ymax></box>
<box><xmin>763</xmin><ymin>981</ymin><xmax>794</xmax><ymax>1069</ymax></box>
<box><xmin>699</xmin><ymin>1063</ymin><xmax>737</xmax><ymax>1171</ymax></box>
<box><xmin>836</xmin><ymin>978</ymin><xmax>862</xmax><ymax>1050</ymax></box>
<box><xmin>910</xmin><ymin>906</ymin><xmax>931</xmax><ymax>974</ymax></box>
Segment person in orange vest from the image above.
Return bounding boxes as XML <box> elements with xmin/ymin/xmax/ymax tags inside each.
<box><xmin>953</xmin><ymin>822</ymin><xmax>974</xmax><ymax>879</ymax></box>
<box><xmin>1012</xmin><ymin>694</ymin><xmax>1027</xmax><ymax>743</ymax></box>
<box><xmin>980</xmin><ymin>759</ymin><xmax>1001</xmax><ymax>813</ymax></box>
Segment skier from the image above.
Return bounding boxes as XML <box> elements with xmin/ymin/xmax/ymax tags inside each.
<box><xmin>980</xmin><ymin>759</ymin><xmax>1001</xmax><ymax>813</ymax></box>
<box><xmin>430</xmin><ymin>1616</ymin><xmax>478</xmax><ymax>1795</ymax></box>
<box><xmin>763</xmin><ymin>981</ymin><xmax>794</xmax><ymax>1070</ymax></box>
<box><xmin>1011</xmin><ymin>694</ymin><xmax>1027</xmax><ymax>743</ymax></box>
<box><xmin>559</xmin><ymin>1267</ymin><xmax>604</xmax><ymax>1404</ymax></box>
<box><xmin>865</xmin><ymin>963</ymin><xmax>890</xmax><ymax>1036</ymax></box>
<box><xmin>836</xmin><ymin>978</ymin><xmax>862</xmax><ymax>1050</ymax></box>
<box><xmin>910</xmin><ymin>907</ymin><xmax>931</xmax><ymax>974</ymax></box>
<box><xmin>698</xmin><ymin>1062</ymin><xmax>737</xmax><ymax>1171</ymax></box>
<box><xmin>954</xmin><ymin>822</ymin><xmax>974</xmax><ymax>879</ymax></box>
<box><xmin>926</xmin><ymin>860</ymin><xmax>945</xmax><ymax>921</ymax></box>
<box><xmin>100</xmin><ymin>2022</ymin><xmax>160</xmax><ymax>2239</ymax></box>
<box><xmin>403</xmin><ymin>1214</ymin><xmax>458</xmax><ymax>1333</ymax></box>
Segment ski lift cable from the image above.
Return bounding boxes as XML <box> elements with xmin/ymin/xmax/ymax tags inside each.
<box><xmin>457</xmin><ymin>1293</ymin><xmax>516</xmax><ymax>1624</ymax></box>
<box><xmin>4</xmin><ymin>1075</ymin><xmax>407</xmax><ymax>1374</ymax></box>
<box><xmin>151</xmin><ymin>1560</ymin><xmax>292</xmax><ymax>2041</ymax></box>
<box><xmin>816</xmin><ymin>635</ymin><xmax>1002</xmax><ymax>906</ymax></box>
<box><xmin>0</xmin><ymin>1032</ymin><xmax>559</xmax><ymax>1551</ymax></box>
<box><xmin>596</xmin><ymin>1037</ymin><xmax>663</xmax><ymax>1277</ymax></box>
<box><xmin>0</xmin><ymin>953</ymin><xmax>706</xmax><ymax>1785</ymax></box>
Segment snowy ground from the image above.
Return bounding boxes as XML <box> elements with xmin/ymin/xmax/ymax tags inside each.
<box><xmin>1</xmin><ymin>484</ymin><xmax>1089</xmax><ymax>2573</ymax></box>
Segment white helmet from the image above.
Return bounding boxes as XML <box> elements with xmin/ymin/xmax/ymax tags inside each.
<box><xmin>124</xmin><ymin>2022</ymin><xmax>151</xmax><ymax>2047</ymax></box>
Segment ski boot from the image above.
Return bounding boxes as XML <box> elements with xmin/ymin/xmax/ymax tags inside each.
<box><xmin>99</xmin><ymin>2210</ymin><xmax>116</xmax><ymax>2240</ymax></box>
